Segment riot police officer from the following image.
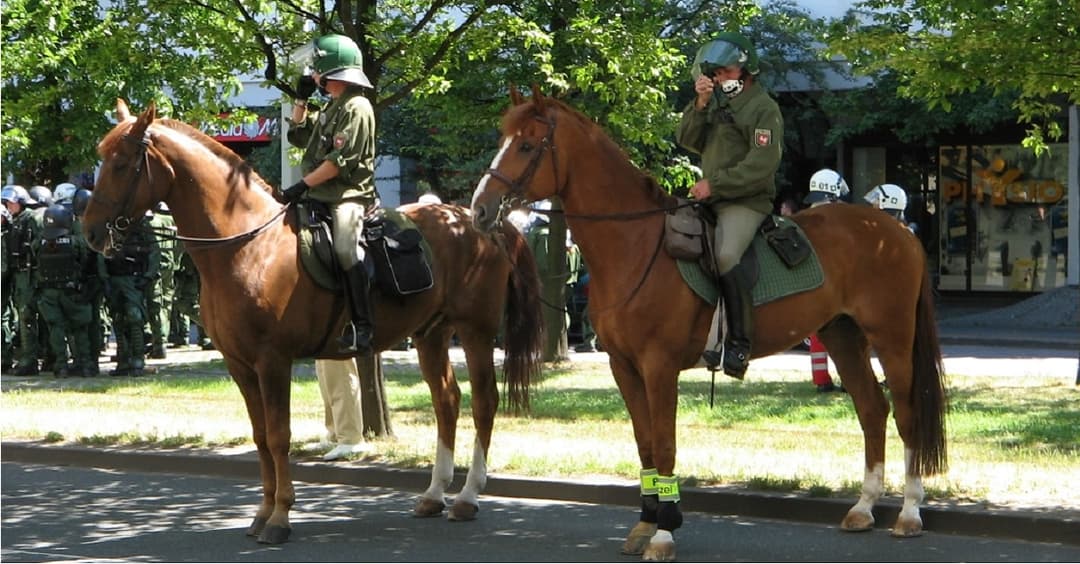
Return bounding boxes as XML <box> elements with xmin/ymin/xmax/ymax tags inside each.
<box><xmin>2</xmin><ymin>185</ymin><xmax>46</xmax><ymax>375</ymax></box>
<box><xmin>37</xmin><ymin>205</ymin><xmax>96</xmax><ymax>377</ymax></box>
<box><xmin>145</xmin><ymin>204</ymin><xmax>177</xmax><ymax>359</ymax></box>
<box><xmin>102</xmin><ymin>214</ymin><xmax>160</xmax><ymax>376</ymax></box>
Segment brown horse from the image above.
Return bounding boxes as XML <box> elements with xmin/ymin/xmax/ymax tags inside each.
<box><xmin>470</xmin><ymin>86</ymin><xmax>947</xmax><ymax>561</ymax></box>
<box><xmin>83</xmin><ymin>99</ymin><xmax>544</xmax><ymax>544</ymax></box>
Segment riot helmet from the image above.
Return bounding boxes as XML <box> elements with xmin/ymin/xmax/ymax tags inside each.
<box><xmin>804</xmin><ymin>169</ymin><xmax>850</xmax><ymax>206</ymax></box>
<box><xmin>2</xmin><ymin>185</ymin><xmax>35</xmax><ymax>207</ymax></box>
<box><xmin>312</xmin><ymin>34</ymin><xmax>372</xmax><ymax>88</ymax></box>
<box><xmin>72</xmin><ymin>189</ymin><xmax>93</xmax><ymax>216</ymax></box>
<box><xmin>28</xmin><ymin>185</ymin><xmax>53</xmax><ymax>207</ymax></box>
<box><xmin>42</xmin><ymin>204</ymin><xmax>74</xmax><ymax>239</ymax></box>
<box><xmin>865</xmin><ymin>184</ymin><xmax>908</xmax><ymax>219</ymax></box>
<box><xmin>691</xmin><ymin>32</ymin><xmax>760</xmax><ymax>79</ymax></box>
<box><xmin>54</xmin><ymin>182</ymin><xmax>78</xmax><ymax>206</ymax></box>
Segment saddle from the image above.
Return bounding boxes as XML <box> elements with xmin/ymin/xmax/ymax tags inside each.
<box><xmin>664</xmin><ymin>199</ymin><xmax>823</xmax><ymax>307</ymax></box>
<box><xmin>296</xmin><ymin>201</ymin><xmax>434</xmax><ymax>298</ymax></box>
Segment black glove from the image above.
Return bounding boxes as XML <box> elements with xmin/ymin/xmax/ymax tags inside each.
<box><xmin>282</xmin><ymin>179</ymin><xmax>309</xmax><ymax>204</ymax></box>
<box><xmin>295</xmin><ymin>75</ymin><xmax>317</xmax><ymax>100</ymax></box>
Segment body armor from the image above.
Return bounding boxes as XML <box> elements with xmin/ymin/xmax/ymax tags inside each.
<box><xmin>38</xmin><ymin>236</ymin><xmax>82</xmax><ymax>289</ymax></box>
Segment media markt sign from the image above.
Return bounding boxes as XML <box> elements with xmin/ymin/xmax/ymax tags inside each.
<box><xmin>202</xmin><ymin>114</ymin><xmax>280</xmax><ymax>143</ymax></box>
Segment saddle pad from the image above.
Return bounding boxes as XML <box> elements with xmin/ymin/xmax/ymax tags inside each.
<box><xmin>298</xmin><ymin>207</ymin><xmax>432</xmax><ymax>292</ymax></box>
<box><xmin>677</xmin><ymin>226</ymin><xmax>824</xmax><ymax>307</ymax></box>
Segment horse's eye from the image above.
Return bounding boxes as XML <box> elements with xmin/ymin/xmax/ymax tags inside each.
<box><xmin>112</xmin><ymin>159</ymin><xmax>129</xmax><ymax>172</ymax></box>
<box><xmin>519</xmin><ymin>141</ymin><xmax>534</xmax><ymax>153</ymax></box>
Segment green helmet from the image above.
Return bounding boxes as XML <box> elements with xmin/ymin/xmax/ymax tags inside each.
<box><xmin>312</xmin><ymin>34</ymin><xmax>372</xmax><ymax>88</ymax></box>
<box><xmin>43</xmin><ymin>204</ymin><xmax>74</xmax><ymax>239</ymax></box>
<box><xmin>691</xmin><ymin>32</ymin><xmax>759</xmax><ymax>78</ymax></box>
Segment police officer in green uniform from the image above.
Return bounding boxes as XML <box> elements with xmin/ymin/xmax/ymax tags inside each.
<box><xmin>72</xmin><ymin>188</ymin><xmax>108</xmax><ymax>370</ymax></box>
<box><xmin>283</xmin><ymin>33</ymin><xmax>379</xmax><ymax>355</ymax></box>
<box><xmin>676</xmin><ymin>32</ymin><xmax>783</xmax><ymax>378</ymax></box>
<box><xmin>4</xmin><ymin>185</ymin><xmax>46</xmax><ymax>375</ymax></box>
<box><xmin>36</xmin><ymin>204</ymin><xmax>96</xmax><ymax>377</ymax></box>
<box><xmin>1</xmin><ymin>195</ymin><xmax>17</xmax><ymax>372</ymax></box>
<box><xmin>171</xmin><ymin>246</ymin><xmax>212</xmax><ymax>349</ymax></box>
<box><xmin>145</xmin><ymin>204</ymin><xmax>177</xmax><ymax>359</ymax></box>
<box><xmin>102</xmin><ymin>214</ymin><xmax>159</xmax><ymax>376</ymax></box>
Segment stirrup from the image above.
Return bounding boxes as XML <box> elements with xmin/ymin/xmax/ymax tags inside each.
<box><xmin>338</xmin><ymin>322</ymin><xmax>373</xmax><ymax>355</ymax></box>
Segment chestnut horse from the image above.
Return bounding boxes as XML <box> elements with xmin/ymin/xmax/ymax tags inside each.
<box><xmin>83</xmin><ymin>100</ymin><xmax>544</xmax><ymax>544</ymax></box>
<box><xmin>471</xmin><ymin>87</ymin><xmax>947</xmax><ymax>561</ymax></box>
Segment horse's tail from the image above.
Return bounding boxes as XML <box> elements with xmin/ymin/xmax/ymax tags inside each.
<box><xmin>500</xmin><ymin>223</ymin><xmax>545</xmax><ymax>413</ymax></box>
<box><xmin>910</xmin><ymin>266</ymin><xmax>948</xmax><ymax>476</ymax></box>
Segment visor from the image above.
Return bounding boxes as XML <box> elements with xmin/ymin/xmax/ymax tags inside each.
<box><xmin>322</xmin><ymin>67</ymin><xmax>372</xmax><ymax>88</ymax></box>
<box><xmin>691</xmin><ymin>40</ymin><xmax>746</xmax><ymax>79</ymax></box>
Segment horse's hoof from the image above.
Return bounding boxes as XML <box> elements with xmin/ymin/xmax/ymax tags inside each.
<box><xmin>642</xmin><ymin>540</ymin><xmax>676</xmax><ymax>562</ymax></box>
<box><xmin>890</xmin><ymin>517</ymin><xmax>924</xmax><ymax>538</ymax></box>
<box><xmin>256</xmin><ymin>524</ymin><xmax>292</xmax><ymax>544</ymax></box>
<box><xmin>246</xmin><ymin>516</ymin><xmax>268</xmax><ymax>537</ymax></box>
<box><xmin>621</xmin><ymin>522</ymin><xmax>658</xmax><ymax>556</ymax></box>
<box><xmin>840</xmin><ymin>510</ymin><xmax>875</xmax><ymax>532</ymax></box>
<box><xmin>413</xmin><ymin>497</ymin><xmax>446</xmax><ymax>518</ymax></box>
<box><xmin>448</xmin><ymin>500</ymin><xmax>479</xmax><ymax>521</ymax></box>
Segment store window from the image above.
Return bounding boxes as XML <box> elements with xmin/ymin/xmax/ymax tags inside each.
<box><xmin>938</xmin><ymin>144</ymin><xmax>1069</xmax><ymax>291</ymax></box>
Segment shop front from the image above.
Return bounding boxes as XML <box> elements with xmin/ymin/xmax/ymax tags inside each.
<box><xmin>938</xmin><ymin>143</ymin><xmax>1070</xmax><ymax>292</ymax></box>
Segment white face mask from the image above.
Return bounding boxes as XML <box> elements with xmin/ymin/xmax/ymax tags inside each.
<box><xmin>720</xmin><ymin>79</ymin><xmax>744</xmax><ymax>98</ymax></box>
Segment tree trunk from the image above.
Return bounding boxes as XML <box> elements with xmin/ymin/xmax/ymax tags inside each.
<box><xmin>541</xmin><ymin>199</ymin><xmax>570</xmax><ymax>362</ymax></box>
<box><xmin>358</xmin><ymin>353</ymin><xmax>393</xmax><ymax>437</ymax></box>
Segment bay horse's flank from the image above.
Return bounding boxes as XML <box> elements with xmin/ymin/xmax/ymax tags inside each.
<box><xmin>470</xmin><ymin>86</ymin><xmax>947</xmax><ymax>561</ymax></box>
<box><xmin>83</xmin><ymin>99</ymin><xmax>544</xmax><ymax>543</ymax></box>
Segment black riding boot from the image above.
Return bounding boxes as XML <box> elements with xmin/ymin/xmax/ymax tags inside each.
<box><xmin>338</xmin><ymin>264</ymin><xmax>375</xmax><ymax>355</ymax></box>
<box><xmin>718</xmin><ymin>268</ymin><xmax>753</xmax><ymax>378</ymax></box>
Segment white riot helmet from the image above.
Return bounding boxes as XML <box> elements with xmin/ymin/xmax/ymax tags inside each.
<box><xmin>53</xmin><ymin>182</ymin><xmax>78</xmax><ymax>205</ymax></box>
<box><xmin>804</xmin><ymin>168</ymin><xmax>849</xmax><ymax>206</ymax></box>
<box><xmin>865</xmin><ymin>184</ymin><xmax>908</xmax><ymax>219</ymax></box>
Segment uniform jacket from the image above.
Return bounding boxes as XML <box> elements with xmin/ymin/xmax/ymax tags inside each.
<box><xmin>676</xmin><ymin>82</ymin><xmax>783</xmax><ymax>215</ymax></box>
<box><xmin>287</xmin><ymin>87</ymin><xmax>377</xmax><ymax>204</ymax></box>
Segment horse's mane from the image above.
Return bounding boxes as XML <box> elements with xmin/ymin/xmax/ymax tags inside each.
<box><xmin>502</xmin><ymin>97</ymin><xmax>674</xmax><ymax>208</ymax></box>
<box><xmin>157</xmin><ymin>118</ymin><xmax>276</xmax><ymax>194</ymax></box>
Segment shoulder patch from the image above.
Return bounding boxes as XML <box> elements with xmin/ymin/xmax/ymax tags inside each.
<box><xmin>333</xmin><ymin>134</ymin><xmax>346</xmax><ymax>149</ymax></box>
<box><xmin>754</xmin><ymin>128</ymin><xmax>772</xmax><ymax>148</ymax></box>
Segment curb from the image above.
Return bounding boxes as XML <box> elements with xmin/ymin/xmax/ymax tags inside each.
<box><xmin>4</xmin><ymin>442</ymin><xmax>1077</xmax><ymax>547</ymax></box>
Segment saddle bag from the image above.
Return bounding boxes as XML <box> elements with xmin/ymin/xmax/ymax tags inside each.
<box><xmin>664</xmin><ymin>203</ymin><xmax>707</xmax><ymax>261</ymax></box>
<box><xmin>365</xmin><ymin>216</ymin><xmax>434</xmax><ymax>297</ymax></box>
<box><xmin>761</xmin><ymin>216</ymin><xmax>810</xmax><ymax>268</ymax></box>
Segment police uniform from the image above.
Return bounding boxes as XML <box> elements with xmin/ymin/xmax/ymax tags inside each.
<box><xmin>145</xmin><ymin>210</ymin><xmax>178</xmax><ymax>358</ymax></box>
<box><xmin>103</xmin><ymin>216</ymin><xmax>159</xmax><ymax>375</ymax></box>
<box><xmin>675</xmin><ymin>33</ymin><xmax>784</xmax><ymax>378</ymax></box>
<box><xmin>36</xmin><ymin>206</ymin><xmax>95</xmax><ymax>376</ymax></box>
<box><xmin>1</xmin><ymin>207</ymin><xmax>16</xmax><ymax>371</ymax></box>
<box><xmin>11</xmin><ymin>202</ymin><xmax>46</xmax><ymax>374</ymax></box>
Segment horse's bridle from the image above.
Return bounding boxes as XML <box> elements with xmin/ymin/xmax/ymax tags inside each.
<box><xmin>91</xmin><ymin>133</ymin><xmax>153</xmax><ymax>252</ymax></box>
<box><xmin>483</xmin><ymin>113</ymin><xmax>559</xmax><ymax>224</ymax></box>
<box><xmin>92</xmin><ymin>129</ymin><xmax>288</xmax><ymax>252</ymax></box>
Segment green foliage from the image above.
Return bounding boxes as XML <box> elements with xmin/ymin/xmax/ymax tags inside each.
<box><xmin>824</xmin><ymin>0</ymin><xmax>1080</xmax><ymax>153</ymax></box>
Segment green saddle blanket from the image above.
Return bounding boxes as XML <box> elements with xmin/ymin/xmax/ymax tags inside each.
<box><xmin>677</xmin><ymin>219</ymin><xmax>824</xmax><ymax>306</ymax></box>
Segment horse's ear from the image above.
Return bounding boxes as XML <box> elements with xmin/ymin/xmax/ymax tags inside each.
<box><xmin>530</xmin><ymin>83</ymin><xmax>544</xmax><ymax>105</ymax></box>
<box><xmin>509</xmin><ymin>83</ymin><xmax>523</xmax><ymax>106</ymax></box>
<box><xmin>116</xmin><ymin>99</ymin><xmax>131</xmax><ymax>121</ymax></box>
<box><xmin>137</xmin><ymin>101</ymin><xmax>157</xmax><ymax>127</ymax></box>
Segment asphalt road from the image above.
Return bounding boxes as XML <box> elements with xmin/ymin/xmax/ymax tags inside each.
<box><xmin>3</xmin><ymin>462</ymin><xmax>1079</xmax><ymax>563</ymax></box>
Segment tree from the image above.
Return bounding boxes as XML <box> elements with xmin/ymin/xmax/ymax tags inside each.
<box><xmin>824</xmin><ymin>0</ymin><xmax>1080</xmax><ymax>153</ymax></box>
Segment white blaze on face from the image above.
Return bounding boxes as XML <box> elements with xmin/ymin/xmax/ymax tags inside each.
<box><xmin>470</xmin><ymin>133</ymin><xmax>516</xmax><ymax>209</ymax></box>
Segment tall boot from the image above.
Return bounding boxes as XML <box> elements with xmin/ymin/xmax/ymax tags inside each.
<box><xmin>338</xmin><ymin>264</ymin><xmax>374</xmax><ymax>355</ymax></box>
<box><xmin>718</xmin><ymin>268</ymin><xmax>753</xmax><ymax>378</ymax></box>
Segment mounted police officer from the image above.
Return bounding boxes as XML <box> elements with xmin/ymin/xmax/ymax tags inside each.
<box><xmin>283</xmin><ymin>33</ymin><xmax>379</xmax><ymax>355</ymax></box>
<box><xmin>37</xmin><ymin>204</ymin><xmax>96</xmax><ymax>377</ymax></box>
<box><xmin>102</xmin><ymin>213</ymin><xmax>160</xmax><ymax>376</ymax></box>
<box><xmin>676</xmin><ymin>32</ymin><xmax>784</xmax><ymax>378</ymax></box>
<box><xmin>3</xmin><ymin>185</ymin><xmax>47</xmax><ymax>375</ymax></box>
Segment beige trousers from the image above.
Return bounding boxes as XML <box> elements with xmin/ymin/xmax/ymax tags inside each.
<box><xmin>315</xmin><ymin>358</ymin><xmax>364</xmax><ymax>444</ymax></box>
<box><xmin>712</xmin><ymin>205</ymin><xmax>767</xmax><ymax>275</ymax></box>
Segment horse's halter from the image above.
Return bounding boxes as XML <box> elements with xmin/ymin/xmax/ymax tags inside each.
<box><xmin>483</xmin><ymin>112</ymin><xmax>558</xmax><ymax>224</ymax></box>
<box><xmin>91</xmin><ymin>132</ymin><xmax>154</xmax><ymax>252</ymax></box>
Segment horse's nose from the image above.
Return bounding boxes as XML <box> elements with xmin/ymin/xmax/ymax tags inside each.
<box><xmin>472</xmin><ymin>204</ymin><xmax>489</xmax><ymax>230</ymax></box>
<box><xmin>83</xmin><ymin>223</ymin><xmax>108</xmax><ymax>253</ymax></box>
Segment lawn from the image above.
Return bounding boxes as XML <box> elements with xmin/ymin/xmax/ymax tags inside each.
<box><xmin>2</xmin><ymin>351</ymin><xmax>1077</xmax><ymax>513</ymax></box>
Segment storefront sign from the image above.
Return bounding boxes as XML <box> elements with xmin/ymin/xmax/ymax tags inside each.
<box><xmin>202</xmin><ymin>115</ymin><xmax>279</xmax><ymax>142</ymax></box>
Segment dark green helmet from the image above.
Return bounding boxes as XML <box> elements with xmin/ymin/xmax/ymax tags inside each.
<box><xmin>72</xmin><ymin>189</ymin><xmax>92</xmax><ymax>216</ymax></box>
<box><xmin>312</xmin><ymin>34</ymin><xmax>372</xmax><ymax>88</ymax></box>
<box><xmin>43</xmin><ymin>204</ymin><xmax>74</xmax><ymax>239</ymax></box>
<box><xmin>691</xmin><ymin>32</ymin><xmax>759</xmax><ymax>78</ymax></box>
